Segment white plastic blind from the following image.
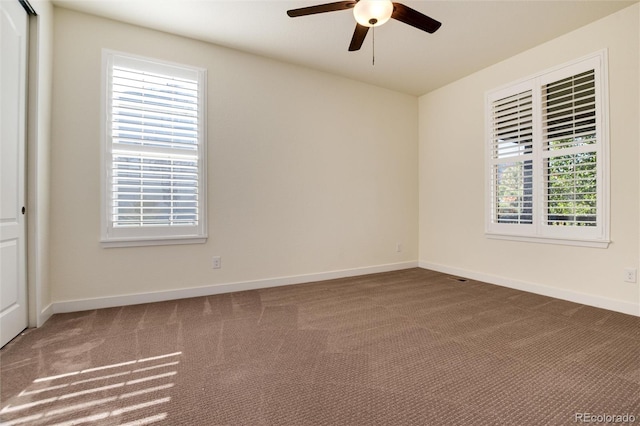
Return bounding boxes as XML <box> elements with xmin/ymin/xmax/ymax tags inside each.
<box><xmin>110</xmin><ymin>65</ymin><xmax>201</xmax><ymax>228</ymax></box>
<box><xmin>542</xmin><ymin>69</ymin><xmax>597</xmax><ymax>227</ymax></box>
<box><xmin>489</xmin><ymin>89</ymin><xmax>534</xmax><ymax>225</ymax></box>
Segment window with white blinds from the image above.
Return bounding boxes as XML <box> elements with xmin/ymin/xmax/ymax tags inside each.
<box><xmin>485</xmin><ymin>51</ymin><xmax>609</xmax><ymax>247</ymax></box>
<box><xmin>102</xmin><ymin>51</ymin><xmax>207</xmax><ymax>246</ymax></box>
<box><xmin>542</xmin><ymin>70</ymin><xmax>597</xmax><ymax>228</ymax></box>
<box><xmin>489</xmin><ymin>87</ymin><xmax>534</xmax><ymax>226</ymax></box>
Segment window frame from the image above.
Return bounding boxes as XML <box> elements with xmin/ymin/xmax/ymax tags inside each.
<box><xmin>485</xmin><ymin>50</ymin><xmax>610</xmax><ymax>248</ymax></box>
<box><xmin>101</xmin><ymin>50</ymin><xmax>207</xmax><ymax>248</ymax></box>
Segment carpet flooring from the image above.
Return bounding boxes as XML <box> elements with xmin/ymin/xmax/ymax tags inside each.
<box><xmin>1</xmin><ymin>268</ymin><xmax>639</xmax><ymax>425</ymax></box>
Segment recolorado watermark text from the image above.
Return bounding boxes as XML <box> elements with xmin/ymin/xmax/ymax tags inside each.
<box><xmin>575</xmin><ymin>413</ymin><xmax>636</xmax><ymax>423</ymax></box>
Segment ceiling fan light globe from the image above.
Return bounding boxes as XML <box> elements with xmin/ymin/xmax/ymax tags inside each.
<box><xmin>353</xmin><ymin>0</ymin><xmax>393</xmax><ymax>27</ymax></box>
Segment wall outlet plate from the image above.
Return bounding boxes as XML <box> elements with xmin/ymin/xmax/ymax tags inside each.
<box><xmin>624</xmin><ymin>268</ymin><xmax>637</xmax><ymax>283</ymax></box>
<box><xmin>212</xmin><ymin>256</ymin><xmax>221</xmax><ymax>269</ymax></box>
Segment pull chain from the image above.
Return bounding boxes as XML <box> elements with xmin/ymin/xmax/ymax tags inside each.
<box><xmin>372</xmin><ymin>25</ymin><xmax>375</xmax><ymax>66</ymax></box>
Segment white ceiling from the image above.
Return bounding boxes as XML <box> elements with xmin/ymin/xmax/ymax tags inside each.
<box><xmin>52</xmin><ymin>0</ymin><xmax>636</xmax><ymax>96</ymax></box>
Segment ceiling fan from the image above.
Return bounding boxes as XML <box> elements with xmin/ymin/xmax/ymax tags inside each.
<box><xmin>287</xmin><ymin>0</ymin><xmax>442</xmax><ymax>52</ymax></box>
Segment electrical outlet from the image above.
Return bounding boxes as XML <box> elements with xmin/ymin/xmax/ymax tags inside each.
<box><xmin>396</xmin><ymin>243</ymin><xmax>403</xmax><ymax>253</ymax></box>
<box><xmin>624</xmin><ymin>268</ymin><xmax>637</xmax><ymax>283</ymax></box>
<box><xmin>212</xmin><ymin>256</ymin><xmax>221</xmax><ymax>269</ymax></box>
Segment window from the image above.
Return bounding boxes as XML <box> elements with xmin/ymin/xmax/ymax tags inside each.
<box><xmin>101</xmin><ymin>51</ymin><xmax>207</xmax><ymax>247</ymax></box>
<box><xmin>485</xmin><ymin>51</ymin><xmax>609</xmax><ymax>248</ymax></box>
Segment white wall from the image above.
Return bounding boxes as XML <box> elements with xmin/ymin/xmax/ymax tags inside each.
<box><xmin>419</xmin><ymin>4</ymin><xmax>640</xmax><ymax>315</ymax></box>
<box><xmin>50</xmin><ymin>8</ymin><xmax>418</xmax><ymax>307</ymax></box>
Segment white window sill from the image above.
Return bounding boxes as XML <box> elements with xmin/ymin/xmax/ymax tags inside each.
<box><xmin>486</xmin><ymin>233</ymin><xmax>610</xmax><ymax>249</ymax></box>
<box><xmin>101</xmin><ymin>236</ymin><xmax>207</xmax><ymax>248</ymax></box>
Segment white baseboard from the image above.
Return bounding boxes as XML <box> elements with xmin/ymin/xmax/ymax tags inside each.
<box><xmin>39</xmin><ymin>303</ymin><xmax>53</xmax><ymax>327</ymax></box>
<box><xmin>419</xmin><ymin>261</ymin><xmax>640</xmax><ymax>317</ymax></box>
<box><xmin>51</xmin><ymin>261</ymin><xmax>419</xmax><ymax>314</ymax></box>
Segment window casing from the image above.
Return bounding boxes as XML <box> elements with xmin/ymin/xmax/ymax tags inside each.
<box><xmin>101</xmin><ymin>51</ymin><xmax>207</xmax><ymax>247</ymax></box>
<box><xmin>485</xmin><ymin>51</ymin><xmax>609</xmax><ymax>248</ymax></box>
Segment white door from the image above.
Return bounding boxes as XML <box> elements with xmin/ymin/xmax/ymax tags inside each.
<box><xmin>0</xmin><ymin>0</ymin><xmax>28</xmax><ymax>348</ymax></box>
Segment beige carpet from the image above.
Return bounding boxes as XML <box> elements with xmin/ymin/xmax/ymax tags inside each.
<box><xmin>1</xmin><ymin>268</ymin><xmax>638</xmax><ymax>425</ymax></box>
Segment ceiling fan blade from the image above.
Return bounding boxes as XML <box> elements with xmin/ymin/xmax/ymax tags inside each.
<box><xmin>391</xmin><ymin>3</ymin><xmax>441</xmax><ymax>33</ymax></box>
<box><xmin>348</xmin><ymin>23</ymin><xmax>369</xmax><ymax>51</ymax></box>
<box><xmin>287</xmin><ymin>1</ymin><xmax>356</xmax><ymax>18</ymax></box>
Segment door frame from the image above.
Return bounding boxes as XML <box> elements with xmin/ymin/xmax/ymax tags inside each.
<box><xmin>24</xmin><ymin>0</ymin><xmax>52</xmax><ymax>329</ymax></box>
